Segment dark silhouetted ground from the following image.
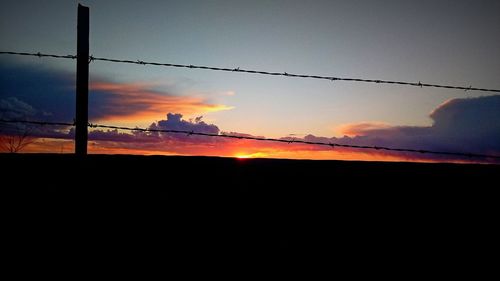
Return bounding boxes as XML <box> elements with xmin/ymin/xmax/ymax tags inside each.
<box><xmin>3</xmin><ymin>154</ymin><xmax>498</xmax><ymax>270</ymax></box>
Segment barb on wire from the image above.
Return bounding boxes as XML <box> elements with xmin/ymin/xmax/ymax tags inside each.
<box><xmin>1</xmin><ymin>51</ymin><xmax>500</xmax><ymax>93</ymax></box>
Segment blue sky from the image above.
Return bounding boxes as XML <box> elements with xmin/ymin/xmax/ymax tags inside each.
<box><xmin>1</xmin><ymin>0</ymin><xmax>499</xmax><ymax>140</ymax></box>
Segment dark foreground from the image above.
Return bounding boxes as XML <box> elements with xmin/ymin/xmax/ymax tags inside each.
<box><xmin>3</xmin><ymin>154</ymin><xmax>498</xmax><ymax>271</ymax></box>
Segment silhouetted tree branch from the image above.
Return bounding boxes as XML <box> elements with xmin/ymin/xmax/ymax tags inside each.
<box><xmin>0</xmin><ymin>123</ymin><xmax>36</xmax><ymax>153</ymax></box>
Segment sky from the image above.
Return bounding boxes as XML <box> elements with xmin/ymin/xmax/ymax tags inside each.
<box><xmin>1</xmin><ymin>0</ymin><xmax>499</xmax><ymax>162</ymax></box>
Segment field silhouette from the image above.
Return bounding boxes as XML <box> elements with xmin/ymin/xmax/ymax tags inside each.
<box><xmin>4</xmin><ymin>153</ymin><xmax>497</xmax><ymax>264</ymax></box>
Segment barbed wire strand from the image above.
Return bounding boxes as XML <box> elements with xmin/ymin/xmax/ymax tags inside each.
<box><xmin>0</xmin><ymin>51</ymin><xmax>76</xmax><ymax>60</ymax></box>
<box><xmin>1</xmin><ymin>51</ymin><xmax>499</xmax><ymax>93</ymax></box>
<box><xmin>1</xmin><ymin>119</ymin><xmax>499</xmax><ymax>159</ymax></box>
<box><xmin>0</xmin><ymin>119</ymin><xmax>75</xmax><ymax>127</ymax></box>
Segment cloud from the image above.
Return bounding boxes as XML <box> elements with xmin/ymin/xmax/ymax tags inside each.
<box><xmin>153</xmin><ymin>113</ymin><xmax>219</xmax><ymax>135</ymax></box>
<box><xmin>337</xmin><ymin>122</ymin><xmax>391</xmax><ymax>137</ymax></box>
<box><xmin>0</xmin><ymin>59</ymin><xmax>232</xmax><ymax>124</ymax></box>
<box><xmin>18</xmin><ymin>95</ymin><xmax>500</xmax><ymax>163</ymax></box>
<box><xmin>0</xmin><ymin>97</ymin><xmax>60</xmax><ymax>138</ymax></box>
<box><xmin>0</xmin><ymin>97</ymin><xmax>37</xmax><ymax>119</ymax></box>
<box><xmin>430</xmin><ymin>97</ymin><xmax>500</xmax><ymax>141</ymax></box>
<box><xmin>85</xmin><ymin>113</ymin><xmax>221</xmax><ymax>144</ymax></box>
<box><xmin>90</xmin><ymin>82</ymin><xmax>233</xmax><ymax>122</ymax></box>
<box><xmin>0</xmin><ymin>60</ymin><xmax>75</xmax><ymax>121</ymax></box>
<box><xmin>336</xmin><ymin>95</ymin><xmax>500</xmax><ymax>159</ymax></box>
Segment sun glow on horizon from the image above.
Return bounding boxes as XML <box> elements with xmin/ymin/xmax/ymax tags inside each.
<box><xmin>234</xmin><ymin>152</ymin><xmax>268</xmax><ymax>159</ymax></box>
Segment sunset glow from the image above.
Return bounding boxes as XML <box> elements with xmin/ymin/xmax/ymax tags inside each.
<box><xmin>1</xmin><ymin>1</ymin><xmax>499</xmax><ymax>164</ymax></box>
<box><xmin>235</xmin><ymin>152</ymin><xmax>268</xmax><ymax>159</ymax></box>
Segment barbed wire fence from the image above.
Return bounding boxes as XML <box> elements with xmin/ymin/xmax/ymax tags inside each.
<box><xmin>1</xmin><ymin>51</ymin><xmax>500</xmax><ymax>160</ymax></box>
<box><xmin>1</xmin><ymin>119</ymin><xmax>499</xmax><ymax>160</ymax></box>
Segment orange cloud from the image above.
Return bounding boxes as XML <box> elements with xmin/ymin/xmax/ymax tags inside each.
<box><xmin>90</xmin><ymin>82</ymin><xmax>233</xmax><ymax>122</ymax></box>
<box><xmin>337</xmin><ymin>122</ymin><xmax>391</xmax><ymax>137</ymax></box>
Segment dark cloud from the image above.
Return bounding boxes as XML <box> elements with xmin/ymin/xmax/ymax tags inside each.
<box><xmin>83</xmin><ymin>113</ymin><xmax>220</xmax><ymax>145</ymax></box>
<box><xmin>0</xmin><ymin>59</ymin><xmax>116</xmax><ymax>121</ymax></box>
<box><xmin>88</xmin><ymin>128</ymin><xmax>155</xmax><ymax>143</ymax></box>
<box><xmin>0</xmin><ymin>97</ymin><xmax>37</xmax><ymax>119</ymax></box>
<box><xmin>81</xmin><ymin>114</ymin><xmax>226</xmax><ymax>153</ymax></box>
<box><xmin>0</xmin><ymin>96</ymin><xmax>63</xmax><ymax>137</ymax></box>
<box><xmin>429</xmin><ymin>96</ymin><xmax>500</xmax><ymax>151</ymax></box>
<box><xmin>327</xmin><ymin>95</ymin><xmax>500</xmax><ymax>161</ymax></box>
<box><xmin>154</xmin><ymin>113</ymin><xmax>219</xmax><ymax>134</ymax></box>
<box><xmin>0</xmin><ymin>60</ymin><xmax>230</xmax><ymax>124</ymax></box>
<box><xmin>0</xmin><ymin>60</ymin><xmax>75</xmax><ymax>121</ymax></box>
<box><xmin>148</xmin><ymin>113</ymin><xmax>221</xmax><ymax>143</ymax></box>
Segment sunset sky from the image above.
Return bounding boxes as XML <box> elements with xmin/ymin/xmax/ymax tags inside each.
<box><xmin>1</xmin><ymin>0</ymin><xmax>499</xmax><ymax>162</ymax></box>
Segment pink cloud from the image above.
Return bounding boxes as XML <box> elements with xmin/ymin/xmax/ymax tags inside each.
<box><xmin>337</xmin><ymin>122</ymin><xmax>392</xmax><ymax>136</ymax></box>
